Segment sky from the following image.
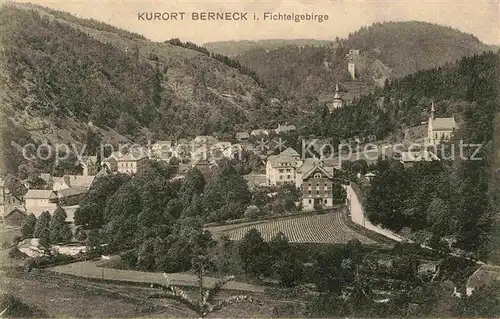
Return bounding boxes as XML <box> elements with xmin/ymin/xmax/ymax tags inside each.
<box><xmin>8</xmin><ymin>0</ymin><xmax>500</xmax><ymax>45</ymax></box>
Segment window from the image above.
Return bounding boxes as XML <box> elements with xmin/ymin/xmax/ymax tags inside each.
<box><xmin>280</xmin><ymin>176</ymin><xmax>283</xmax><ymax>180</ymax></box>
<box><xmin>287</xmin><ymin>175</ymin><xmax>291</xmax><ymax>179</ymax></box>
<box><xmin>308</xmin><ymin>190</ymin><xmax>311</xmax><ymax>195</ymax></box>
<box><xmin>316</xmin><ymin>191</ymin><xmax>319</xmax><ymax>195</ymax></box>
<box><xmin>308</xmin><ymin>199</ymin><xmax>312</xmax><ymax>204</ymax></box>
<box><xmin>324</xmin><ymin>199</ymin><xmax>327</xmax><ymax>204</ymax></box>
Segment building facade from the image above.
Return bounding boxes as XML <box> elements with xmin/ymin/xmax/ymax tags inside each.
<box><xmin>300</xmin><ymin>164</ymin><xmax>335</xmax><ymax>210</ymax></box>
<box><xmin>328</xmin><ymin>84</ymin><xmax>344</xmax><ymax>113</ymax></box>
<box><xmin>427</xmin><ymin>102</ymin><xmax>457</xmax><ymax>145</ymax></box>
<box><xmin>117</xmin><ymin>154</ymin><xmax>149</xmax><ymax>175</ymax></box>
<box><xmin>266</xmin><ymin>147</ymin><xmax>303</xmax><ymax>186</ymax></box>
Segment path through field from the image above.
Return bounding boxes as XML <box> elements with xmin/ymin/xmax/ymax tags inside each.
<box><xmin>51</xmin><ymin>261</ymin><xmax>265</xmax><ymax>293</ymax></box>
<box><xmin>215</xmin><ymin>211</ymin><xmax>377</xmax><ymax>245</ymax></box>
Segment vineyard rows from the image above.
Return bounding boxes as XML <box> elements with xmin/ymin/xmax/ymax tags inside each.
<box><xmin>220</xmin><ymin>211</ymin><xmax>377</xmax><ymax>245</ymax></box>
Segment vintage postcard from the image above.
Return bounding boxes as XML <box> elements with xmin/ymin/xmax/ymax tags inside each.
<box><xmin>0</xmin><ymin>0</ymin><xmax>499</xmax><ymax>317</ymax></box>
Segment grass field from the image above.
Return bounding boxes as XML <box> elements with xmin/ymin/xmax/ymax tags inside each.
<box><xmin>211</xmin><ymin>210</ymin><xmax>377</xmax><ymax>245</ymax></box>
<box><xmin>0</xmin><ymin>268</ymin><xmax>277</xmax><ymax>318</ymax></box>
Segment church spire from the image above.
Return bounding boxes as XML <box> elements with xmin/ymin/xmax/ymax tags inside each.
<box><xmin>431</xmin><ymin>102</ymin><xmax>435</xmax><ymax>121</ymax></box>
<box><xmin>334</xmin><ymin>83</ymin><xmax>340</xmax><ymax>99</ymax></box>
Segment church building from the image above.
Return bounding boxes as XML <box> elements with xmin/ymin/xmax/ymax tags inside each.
<box><xmin>427</xmin><ymin>103</ymin><xmax>457</xmax><ymax>145</ymax></box>
<box><xmin>327</xmin><ymin>84</ymin><xmax>344</xmax><ymax>113</ymax></box>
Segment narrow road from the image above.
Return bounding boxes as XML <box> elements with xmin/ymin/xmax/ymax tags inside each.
<box><xmin>51</xmin><ymin>261</ymin><xmax>265</xmax><ymax>293</ymax></box>
<box><xmin>344</xmin><ymin>184</ymin><xmax>404</xmax><ymax>242</ymax></box>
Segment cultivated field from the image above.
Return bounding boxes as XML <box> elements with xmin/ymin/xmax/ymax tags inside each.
<box><xmin>214</xmin><ymin>211</ymin><xmax>377</xmax><ymax>245</ymax></box>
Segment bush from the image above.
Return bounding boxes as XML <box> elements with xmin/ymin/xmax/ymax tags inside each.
<box><xmin>120</xmin><ymin>250</ymin><xmax>138</xmax><ymax>268</ymax></box>
<box><xmin>244</xmin><ymin>205</ymin><xmax>261</xmax><ymax>220</ymax></box>
<box><xmin>8</xmin><ymin>248</ymin><xmax>27</xmax><ymax>260</ymax></box>
<box><xmin>0</xmin><ymin>294</ymin><xmax>47</xmax><ymax>318</ymax></box>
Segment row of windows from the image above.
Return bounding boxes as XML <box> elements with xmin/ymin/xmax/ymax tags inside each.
<box><xmin>307</xmin><ymin>190</ymin><xmax>331</xmax><ymax>195</ymax></box>
<box><xmin>307</xmin><ymin>199</ymin><xmax>328</xmax><ymax>204</ymax></box>
<box><xmin>278</xmin><ymin>168</ymin><xmax>293</xmax><ymax>173</ymax></box>
<box><xmin>308</xmin><ymin>182</ymin><xmax>330</xmax><ymax>187</ymax></box>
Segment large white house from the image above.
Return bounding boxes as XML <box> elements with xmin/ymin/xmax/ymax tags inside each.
<box><xmin>427</xmin><ymin>103</ymin><xmax>457</xmax><ymax>145</ymax></box>
<box><xmin>266</xmin><ymin>147</ymin><xmax>303</xmax><ymax>186</ymax></box>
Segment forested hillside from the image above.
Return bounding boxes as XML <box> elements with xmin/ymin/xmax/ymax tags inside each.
<box><xmin>335</xmin><ymin>51</ymin><xmax>500</xmax><ymax>262</ymax></box>
<box><xmin>346</xmin><ymin>21</ymin><xmax>492</xmax><ymax>77</ymax></box>
<box><xmin>203</xmin><ymin>39</ymin><xmax>334</xmax><ymax>56</ymax></box>
<box><xmin>234</xmin><ymin>21</ymin><xmax>493</xmax><ymax>110</ymax></box>
<box><xmin>0</xmin><ymin>4</ymin><xmax>283</xmax><ymax>174</ymax></box>
<box><xmin>310</xmin><ymin>52</ymin><xmax>500</xmax><ymax>143</ymax></box>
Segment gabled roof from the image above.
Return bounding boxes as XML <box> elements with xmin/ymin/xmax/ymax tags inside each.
<box><xmin>432</xmin><ymin>117</ymin><xmax>457</xmax><ymax>131</ymax></box>
<box><xmin>67</xmin><ymin>175</ymin><xmax>95</xmax><ymax>188</ymax></box>
<box><xmin>279</xmin><ymin>147</ymin><xmax>300</xmax><ymax>157</ymax></box>
<box><xmin>2</xmin><ymin>207</ymin><xmax>26</xmax><ymax>218</ymax></box>
<box><xmin>39</xmin><ymin>173</ymin><xmax>53</xmax><ymax>183</ymax></box>
<box><xmin>251</xmin><ymin>129</ymin><xmax>269</xmax><ymax>136</ymax></box>
<box><xmin>116</xmin><ymin>152</ymin><xmax>149</xmax><ymax>161</ymax></box>
<box><xmin>53</xmin><ymin>176</ymin><xmax>71</xmax><ymax>186</ymax></box>
<box><xmin>235</xmin><ymin>132</ymin><xmax>250</xmax><ymax>139</ymax></box>
<box><xmin>95</xmin><ymin>167</ymin><xmax>110</xmax><ymax>178</ymax></box>
<box><xmin>296</xmin><ymin>157</ymin><xmax>322</xmax><ymax>174</ymax></box>
<box><xmin>302</xmin><ymin>164</ymin><xmax>334</xmax><ymax>180</ymax></box>
<box><xmin>0</xmin><ymin>193</ymin><xmax>23</xmax><ymax>206</ymax></box>
<box><xmin>25</xmin><ymin>189</ymin><xmax>57</xmax><ymax>200</ymax></box>
<box><xmin>57</xmin><ymin>187</ymin><xmax>88</xmax><ymax>198</ymax></box>
<box><xmin>275</xmin><ymin>125</ymin><xmax>296</xmax><ymax>133</ymax></box>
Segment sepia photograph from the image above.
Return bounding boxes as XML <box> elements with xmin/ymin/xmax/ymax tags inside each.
<box><xmin>0</xmin><ymin>0</ymin><xmax>499</xmax><ymax>317</ymax></box>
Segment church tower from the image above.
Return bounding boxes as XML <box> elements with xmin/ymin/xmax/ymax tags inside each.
<box><xmin>430</xmin><ymin>102</ymin><xmax>435</xmax><ymax>121</ymax></box>
<box><xmin>328</xmin><ymin>84</ymin><xmax>344</xmax><ymax>112</ymax></box>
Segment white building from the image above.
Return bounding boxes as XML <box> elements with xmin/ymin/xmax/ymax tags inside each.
<box><xmin>328</xmin><ymin>84</ymin><xmax>344</xmax><ymax>113</ymax></box>
<box><xmin>266</xmin><ymin>147</ymin><xmax>303</xmax><ymax>186</ymax></box>
<box><xmin>427</xmin><ymin>103</ymin><xmax>457</xmax><ymax>145</ymax></box>
<box><xmin>24</xmin><ymin>189</ymin><xmax>58</xmax><ymax>216</ymax></box>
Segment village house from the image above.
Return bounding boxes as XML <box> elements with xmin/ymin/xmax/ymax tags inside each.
<box><xmin>212</xmin><ymin>142</ymin><xmax>233</xmax><ymax>159</ymax></box>
<box><xmin>102</xmin><ymin>151</ymin><xmax>149</xmax><ymax>175</ymax></box>
<box><xmin>102</xmin><ymin>152</ymin><xmax>120</xmax><ymax>172</ymax></box>
<box><xmin>299</xmin><ymin>161</ymin><xmax>335</xmax><ymax>210</ymax></box>
<box><xmin>116</xmin><ymin>153</ymin><xmax>149</xmax><ymax>175</ymax></box>
<box><xmin>266</xmin><ymin>147</ymin><xmax>303</xmax><ymax>186</ymax></box>
<box><xmin>427</xmin><ymin>103</ymin><xmax>457</xmax><ymax>145</ymax></box>
<box><xmin>151</xmin><ymin>140</ymin><xmax>172</xmax><ymax>152</ymax></box>
<box><xmin>251</xmin><ymin>129</ymin><xmax>269</xmax><ymax>137</ymax></box>
<box><xmin>52</xmin><ymin>175</ymin><xmax>95</xmax><ymax>191</ymax></box>
<box><xmin>0</xmin><ymin>179</ymin><xmax>24</xmax><ymax>215</ymax></box>
<box><xmin>57</xmin><ymin>186</ymin><xmax>88</xmax><ymax>206</ymax></box>
<box><xmin>275</xmin><ymin>124</ymin><xmax>296</xmax><ymax>135</ymax></box>
<box><xmin>2</xmin><ymin>207</ymin><xmax>27</xmax><ymax>227</ymax></box>
<box><xmin>193</xmin><ymin>135</ymin><xmax>218</xmax><ymax>147</ymax></box>
<box><xmin>24</xmin><ymin>189</ymin><xmax>58</xmax><ymax>217</ymax></box>
<box><xmin>0</xmin><ymin>180</ymin><xmax>25</xmax><ymax>226</ymax></box>
<box><xmin>79</xmin><ymin>155</ymin><xmax>99</xmax><ymax>176</ymax></box>
<box><xmin>235</xmin><ymin>131</ymin><xmax>250</xmax><ymax>142</ymax></box>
